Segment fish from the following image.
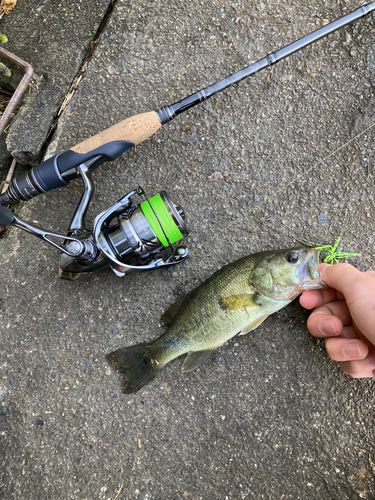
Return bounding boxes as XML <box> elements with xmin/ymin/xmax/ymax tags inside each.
<box><xmin>106</xmin><ymin>246</ymin><xmax>326</xmax><ymax>393</ymax></box>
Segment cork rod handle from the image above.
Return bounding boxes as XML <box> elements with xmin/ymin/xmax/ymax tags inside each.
<box><xmin>70</xmin><ymin>111</ymin><xmax>162</xmax><ymax>154</ymax></box>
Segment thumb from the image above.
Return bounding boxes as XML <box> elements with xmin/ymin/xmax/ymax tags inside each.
<box><xmin>320</xmin><ymin>263</ymin><xmax>369</xmax><ymax>296</ymax></box>
<box><xmin>320</xmin><ymin>263</ymin><xmax>375</xmax><ymax>338</ymax></box>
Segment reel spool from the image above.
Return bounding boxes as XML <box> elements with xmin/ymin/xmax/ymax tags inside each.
<box><xmin>105</xmin><ymin>192</ymin><xmax>187</xmax><ymax>263</ymax></box>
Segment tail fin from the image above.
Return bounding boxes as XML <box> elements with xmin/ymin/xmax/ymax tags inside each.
<box><xmin>106</xmin><ymin>344</ymin><xmax>159</xmax><ymax>393</ymax></box>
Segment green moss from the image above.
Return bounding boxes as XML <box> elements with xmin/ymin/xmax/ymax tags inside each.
<box><xmin>0</xmin><ymin>63</ymin><xmax>11</xmax><ymax>77</ymax></box>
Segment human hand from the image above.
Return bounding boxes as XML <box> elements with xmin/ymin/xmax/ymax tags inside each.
<box><xmin>299</xmin><ymin>263</ymin><xmax>375</xmax><ymax>378</ymax></box>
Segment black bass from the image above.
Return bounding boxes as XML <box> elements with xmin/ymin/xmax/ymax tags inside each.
<box><xmin>107</xmin><ymin>247</ymin><xmax>325</xmax><ymax>393</ymax></box>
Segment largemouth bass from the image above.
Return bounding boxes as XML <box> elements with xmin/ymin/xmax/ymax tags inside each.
<box><xmin>107</xmin><ymin>246</ymin><xmax>325</xmax><ymax>393</ymax></box>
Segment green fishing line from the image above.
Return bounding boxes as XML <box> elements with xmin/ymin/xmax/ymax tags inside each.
<box><xmin>141</xmin><ymin>194</ymin><xmax>183</xmax><ymax>247</ymax></box>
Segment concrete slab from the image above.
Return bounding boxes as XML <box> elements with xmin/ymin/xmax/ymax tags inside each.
<box><xmin>1</xmin><ymin>1</ymin><xmax>375</xmax><ymax>498</ymax></box>
<box><xmin>0</xmin><ymin>0</ymin><xmax>111</xmax><ymax>167</ymax></box>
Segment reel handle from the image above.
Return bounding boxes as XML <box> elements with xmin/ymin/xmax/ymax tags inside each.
<box><xmin>0</xmin><ymin>204</ymin><xmax>92</xmax><ymax>258</ymax></box>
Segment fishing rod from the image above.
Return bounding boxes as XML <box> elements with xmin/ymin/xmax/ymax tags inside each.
<box><xmin>0</xmin><ymin>2</ymin><xmax>374</xmax><ymax>280</ymax></box>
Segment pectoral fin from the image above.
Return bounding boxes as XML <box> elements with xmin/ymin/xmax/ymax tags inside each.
<box><xmin>181</xmin><ymin>349</ymin><xmax>217</xmax><ymax>373</ymax></box>
<box><xmin>220</xmin><ymin>293</ymin><xmax>262</xmax><ymax>311</ymax></box>
<box><xmin>238</xmin><ymin>315</ymin><xmax>268</xmax><ymax>335</ymax></box>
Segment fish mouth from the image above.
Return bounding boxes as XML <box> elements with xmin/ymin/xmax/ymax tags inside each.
<box><xmin>299</xmin><ymin>249</ymin><xmax>325</xmax><ymax>289</ymax></box>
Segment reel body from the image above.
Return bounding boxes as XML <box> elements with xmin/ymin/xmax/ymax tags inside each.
<box><xmin>0</xmin><ymin>149</ymin><xmax>189</xmax><ymax>280</ymax></box>
<box><xmin>60</xmin><ymin>187</ymin><xmax>189</xmax><ymax>280</ymax></box>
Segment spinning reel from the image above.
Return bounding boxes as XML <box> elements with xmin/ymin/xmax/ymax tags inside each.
<box><xmin>0</xmin><ymin>141</ymin><xmax>189</xmax><ymax>280</ymax></box>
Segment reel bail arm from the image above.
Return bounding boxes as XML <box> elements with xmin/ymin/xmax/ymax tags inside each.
<box><xmin>0</xmin><ymin>146</ymin><xmax>189</xmax><ymax>280</ymax></box>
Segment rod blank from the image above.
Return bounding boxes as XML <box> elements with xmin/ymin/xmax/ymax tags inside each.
<box><xmin>157</xmin><ymin>2</ymin><xmax>375</xmax><ymax>124</ymax></box>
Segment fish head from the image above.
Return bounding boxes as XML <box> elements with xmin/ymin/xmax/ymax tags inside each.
<box><xmin>252</xmin><ymin>247</ymin><xmax>325</xmax><ymax>301</ymax></box>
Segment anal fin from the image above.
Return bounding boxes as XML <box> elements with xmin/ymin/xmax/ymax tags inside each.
<box><xmin>181</xmin><ymin>349</ymin><xmax>217</xmax><ymax>373</ymax></box>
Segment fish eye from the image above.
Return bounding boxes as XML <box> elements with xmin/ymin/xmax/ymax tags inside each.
<box><xmin>287</xmin><ymin>252</ymin><xmax>299</xmax><ymax>263</ymax></box>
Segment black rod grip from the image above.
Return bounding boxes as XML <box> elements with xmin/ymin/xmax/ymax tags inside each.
<box><xmin>2</xmin><ymin>141</ymin><xmax>134</xmax><ymax>204</ymax></box>
<box><xmin>0</xmin><ymin>205</ymin><xmax>14</xmax><ymax>226</ymax></box>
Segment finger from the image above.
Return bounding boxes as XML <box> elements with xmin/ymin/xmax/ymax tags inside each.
<box><xmin>299</xmin><ymin>263</ymin><xmax>346</xmax><ymax>308</ymax></box>
<box><xmin>339</xmin><ymin>354</ymin><xmax>375</xmax><ymax>378</ymax></box>
<box><xmin>299</xmin><ymin>288</ymin><xmax>337</xmax><ymax>310</ymax></box>
<box><xmin>324</xmin><ymin>337</ymin><xmax>369</xmax><ymax>362</ymax></box>
<box><xmin>320</xmin><ymin>264</ymin><xmax>375</xmax><ymax>336</ymax></box>
<box><xmin>321</xmin><ymin>264</ymin><xmax>375</xmax><ymax>305</ymax></box>
<box><xmin>306</xmin><ymin>313</ymin><xmax>343</xmax><ymax>338</ymax></box>
<box><xmin>319</xmin><ymin>263</ymin><xmax>363</xmax><ymax>292</ymax></box>
<box><xmin>307</xmin><ymin>301</ymin><xmax>352</xmax><ymax>334</ymax></box>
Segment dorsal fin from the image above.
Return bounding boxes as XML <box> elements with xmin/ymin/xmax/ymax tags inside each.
<box><xmin>160</xmin><ymin>288</ymin><xmax>197</xmax><ymax>326</ymax></box>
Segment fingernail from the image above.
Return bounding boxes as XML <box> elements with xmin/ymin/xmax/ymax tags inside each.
<box><xmin>367</xmin><ymin>353</ymin><xmax>375</xmax><ymax>365</ymax></box>
<box><xmin>343</xmin><ymin>342</ymin><xmax>366</xmax><ymax>359</ymax></box>
<box><xmin>317</xmin><ymin>319</ymin><xmax>338</xmax><ymax>336</ymax></box>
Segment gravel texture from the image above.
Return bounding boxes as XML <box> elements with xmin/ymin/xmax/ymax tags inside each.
<box><xmin>1</xmin><ymin>1</ymin><xmax>375</xmax><ymax>499</ymax></box>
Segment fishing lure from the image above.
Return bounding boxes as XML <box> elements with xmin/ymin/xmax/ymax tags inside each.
<box><xmin>299</xmin><ymin>237</ymin><xmax>360</xmax><ymax>265</ymax></box>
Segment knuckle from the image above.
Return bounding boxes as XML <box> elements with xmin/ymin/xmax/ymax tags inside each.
<box><xmin>340</xmin><ymin>361</ymin><xmax>368</xmax><ymax>378</ymax></box>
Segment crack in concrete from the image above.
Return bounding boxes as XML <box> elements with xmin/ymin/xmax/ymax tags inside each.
<box><xmin>45</xmin><ymin>0</ymin><xmax>120</xmax><ymax>153</ymax></box>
